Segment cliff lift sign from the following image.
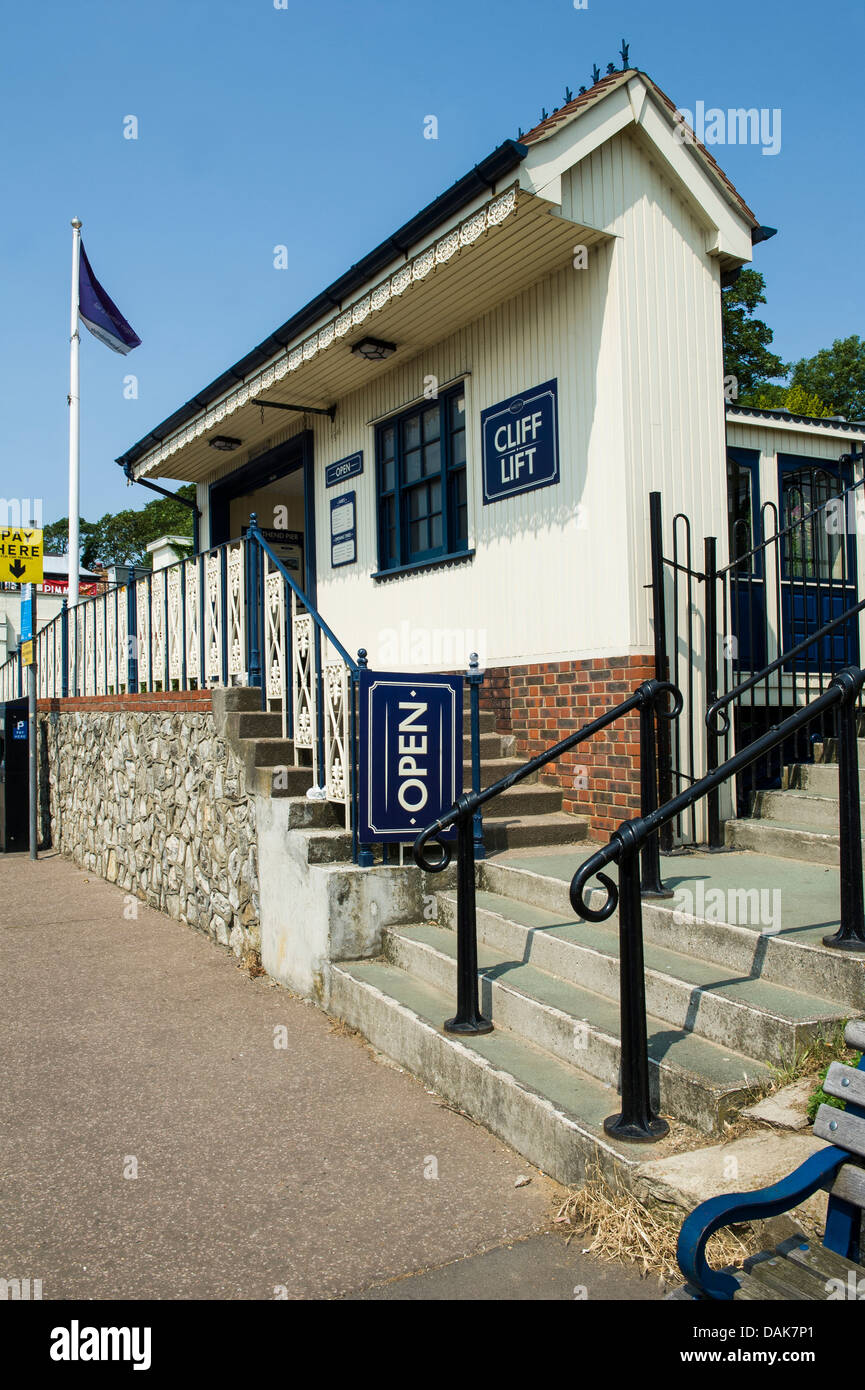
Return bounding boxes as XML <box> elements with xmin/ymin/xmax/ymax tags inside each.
<box><xmin>481</xmin><ymin>379</ymin><xmax>559</xmax><ymax>504</ymax></box>
<box><xmin>0</xmin><ymin>527</ymin><xmax>43</xmax><ymax>584</ymax></box>
<box><xmin>358</xmin><ymin>671</ymin><xmax>463</xmax><ymax>842</ymax></box>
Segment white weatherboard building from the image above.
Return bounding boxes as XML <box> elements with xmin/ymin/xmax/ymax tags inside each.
<box><xmin>113</xmin><ymin>66</ymin><xmax>865</xmax><ymax>833</ymax></box>
<box><xmin>8</xmin><ymin>65</ymin><xmax>865</xmax><ymax>1188</ymax></box>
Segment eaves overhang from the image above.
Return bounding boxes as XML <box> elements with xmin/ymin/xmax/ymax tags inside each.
<box><xmin>123</xmin><ymin>185</ymin><xmax>612</xmax><ymax>484</ymax></box>
<box><xmin>117</xmin><ymin>138</ymin><xmax>528</xmax><ymax>477</ymax></box>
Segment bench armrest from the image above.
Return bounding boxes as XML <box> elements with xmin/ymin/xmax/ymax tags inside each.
<box><xmin>677</xmin><ymin>1146</ymin><xmax>850</xmax><ymax>1300</ymax></box>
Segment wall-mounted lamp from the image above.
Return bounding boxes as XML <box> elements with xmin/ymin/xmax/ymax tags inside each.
<box><xmin>351</xmin><ymin>337</ymin><xmax>397</xmax><ymax>362</ymax></box>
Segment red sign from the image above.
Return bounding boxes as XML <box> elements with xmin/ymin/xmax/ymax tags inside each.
<box><xmin>41</xmin><ymin>578</ymin><xmax>101</xmax><ymax>596</ymax></box>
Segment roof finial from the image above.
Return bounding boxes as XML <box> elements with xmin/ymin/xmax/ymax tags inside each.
<box><xmin>564</xmin><ymin>86</ymin><xmax>573</xmax><ymax>103</ymax></box>
<box><xmin>578</xmin><ymin>85</ymin><xmax>586</xmax><ymax>95</ymax></box>
<box><xmin>606</xmin><ymin>61</ymin><xmax>616</xmax><ymax>75</ymax></box>
<box><xmin>541</xmin><ymin>107</ymin><xmax>548</xmax><ymax>121</ymax></box>
<box><xmin>620</xmin><ymin>39</ymin><xmax>630</xmax><ymax>68</ymax></box>
<box><xmin>591</xmin><ymin>63</ymin><xmax>601</xmax><ymax>84</ymax></box>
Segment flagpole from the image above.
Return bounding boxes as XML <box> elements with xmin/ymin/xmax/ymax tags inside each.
<box><xmin>68</xmin><ymin>218</ymin><xmax>82</xmax><ymax>622</ymax></box>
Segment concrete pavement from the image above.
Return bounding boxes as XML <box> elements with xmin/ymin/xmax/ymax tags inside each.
<box><xmin>0</xmin><ymin>852</ymin><xmax>660</xmax><ymax>1301</ymax></box>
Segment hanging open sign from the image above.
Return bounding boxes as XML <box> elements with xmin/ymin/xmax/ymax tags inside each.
<box><xmin>358</xmin><ymin>671</ymin><xmax>463</xmax><ymax>842</ymax></box>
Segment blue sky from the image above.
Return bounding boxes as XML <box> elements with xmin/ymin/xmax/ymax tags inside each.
<box><xmin>2</xmin><ymin>0</ymin><xmax>863</xmax><ymax>525</ymax></box>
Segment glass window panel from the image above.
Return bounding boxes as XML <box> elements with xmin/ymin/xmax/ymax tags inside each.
<box><xmin>382</xmin><ymin>458</ymin><xmax>394</xmax><ymax>493</ymax></box>
<box><xmin>422</xmin><ymin>440</ymin><xmax>441</xmax><ymax>476</ymax></box>
<box><xmin>430</xmin><ymin>512</ymin><xmax>442</xmax><ymax>549</ymax></box>
<box><xmin>403</xmin><ymin>415</ymin><xmax>421</xmax><ymax>451</ymax></box>
<box><xmin>381</xmin><ymin>425</ymin><xmax>395</xmax><ymax>460</ymax></box>
<box><xmin>423</xmin><ymin>407</ymin><xmax>440</xmax><ymax>443</ymax></box>
<box><xmin>404</xmin><ymin>448</ymin><xmax>421</xmax><ymax>484</ymax></box>
<box><xmin>450</xmin><ymin>394</ymin><xmax>465</xmax><ymax>427</ymax></box>
<box><xmin>450</xmin><ymin>429</ymin><xmax>466</xmax><ymax>468</ymax></box>
<box><xmin>726</xmin><ymin>457</ymin><xmax>752</xmax><ymax>573</ymax></box>
<box><xmin>782</xmin><ymin>468</ymin><xmax>845</xmax><ymax>581</ymax></box>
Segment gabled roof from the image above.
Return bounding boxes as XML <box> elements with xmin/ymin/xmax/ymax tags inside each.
<box><xmin>519</xmin><ymin>69</ymin><xmax>758</xmax><ymax>227</ymax></box>
<box><xmin>118</xmin><ymin>67</ymin><xmax>765</xmax><ymax>479</ymax></box>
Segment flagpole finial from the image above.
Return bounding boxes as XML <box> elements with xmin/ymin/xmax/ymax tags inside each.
<box><xmin>71</xmin><ymin>217</ymin><xmax>82</xmax><ymax>229</ymax></box>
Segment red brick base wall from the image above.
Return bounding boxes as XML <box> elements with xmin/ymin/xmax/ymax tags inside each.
<box><xmin>479</xmin><ymin>655</ymin><xmax>656</xmax><ymax>837</ymax></box>
<box><xmin>37</xmin><ymin>690</ymin><xmax>214</xmax><ymax>715</ymax></box>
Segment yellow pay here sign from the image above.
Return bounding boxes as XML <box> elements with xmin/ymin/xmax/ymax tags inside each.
<box><xmin>0</xmin><ymin>527</ymin><xmax>43</xmax><ymax>584</ymax></box>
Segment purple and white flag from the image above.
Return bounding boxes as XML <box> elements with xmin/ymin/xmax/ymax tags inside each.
<box><xmin>78</xmin><ymin>242</ymin><xmax>141</xmax><ymax>354</ymax></box>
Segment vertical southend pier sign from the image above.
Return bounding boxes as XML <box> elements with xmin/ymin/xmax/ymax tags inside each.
<box><xmin>358</xmin><ymin>671</ymin><xmax>463</xmax><ymax>842</ymax></box>
<box><xmin>481</xmin><ymin>378</ymin><xmax>559</xmax><ymax>504</ymax></box>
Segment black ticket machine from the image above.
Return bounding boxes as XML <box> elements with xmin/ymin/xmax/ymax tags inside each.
<box><xmin>0</xmin><ymin>698</ymin><xmax>29</xmax><ymax>852</ymax></box>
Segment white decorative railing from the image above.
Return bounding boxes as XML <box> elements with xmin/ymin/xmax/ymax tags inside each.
<box><xmin>0</xmin><ymin>532</ymin><xmax>358</xmax><ymax>838</ymax></box>
<box><xmin>257</xmin><ymin>538</ymin><xmax>355</xmax><ymax>828</ymax></box>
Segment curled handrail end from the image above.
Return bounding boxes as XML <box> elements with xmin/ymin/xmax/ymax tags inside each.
<box><xmin>656</xmin><ymin>680</ymin><xmax>684</xmax><ymax>721</ymax></box>
<box><xmin>705</xmin><ymin>702</ymin><xmax>731</xmax><ymax>738</ymax></box>
<box><xmin>569</xmin><ymin>865</ymin><xmax>619</xmax><ymax>922</ymax></box>
<box><xmin>411</xmin><ymin>829</ymin><xmax>452</xmax><ymax>873</ymax></box>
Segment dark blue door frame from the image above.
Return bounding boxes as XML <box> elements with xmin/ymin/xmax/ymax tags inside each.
<box><xmin>727</xmin><ymin>447</ymin><xmax>765</xmax><ymax>672</ymax></box>
<box><xmin>208</xmin><ymin>429</ymin><xmax>317</xmax><ymax>603</ymax></box>
<box><xmin>778</xmin><ymin>453</ymin><xmax>858</xmax><ymax>671</ymax></box>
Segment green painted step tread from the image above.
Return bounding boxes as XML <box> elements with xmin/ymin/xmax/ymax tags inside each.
<box><xmin>335</xmin><ymin>957</ymin><xmax>631</xmax><ymax>1139</ymax></box>
<box><xmin>392</xmin><ymin>921</ymin><xmax>773</xmax><ymax>1086</ymax></box>
<box><xmin>439</xmin><ymin>889</ymin><xmax>841</xmax><ymax>1023</ymax></box>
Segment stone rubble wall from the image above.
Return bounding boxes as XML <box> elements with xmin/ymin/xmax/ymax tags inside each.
<box><xmin>39</xmin><ymin>705</ymin><xmax>259</xmax><ymax>958</ymax></box>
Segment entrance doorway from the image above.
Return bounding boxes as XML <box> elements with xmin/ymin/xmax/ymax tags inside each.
<box><xmin>209</xmin><ymin>430</ymin><xmax>316</xmax><ymax>601</ymax></box>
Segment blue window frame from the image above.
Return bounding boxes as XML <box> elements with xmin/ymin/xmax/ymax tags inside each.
<box><xmin>376</xmin><ymin>385</ymin><xmax>468</xmax><ymax>572</ymax></box>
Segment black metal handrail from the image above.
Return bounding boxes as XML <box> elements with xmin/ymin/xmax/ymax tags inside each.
<box><xmin>413</xmin><ymin>679</ymin><xmax>682</xmax><ymax>1036</ymax></box>
<box><xmin>715</xmin><ymin>464</ymin><xmax>864</xmax><ymax>582</ymax></box>
<box><xmin>707</xmin><ymin>593</ymin><xmax>865</xmax><ymax>738</ymax></box>
<box><xmin>702</xmin><ymin>590</ymin><xmax>865</xmax><ymax>847</ymax></box>
<box><xmin>651</xmin><ymin>444</ymin><xmax>865</xmax><ymax>849</ymax></box>
<box><xmin>571</xmin><ymin>666</ymin><xmax>865</xmax><ymax>1145</ymax></box>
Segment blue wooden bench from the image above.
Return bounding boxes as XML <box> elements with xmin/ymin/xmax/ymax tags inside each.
<box><xmin>673</xmin><ymin>1021</ymin><xmax>865</xmax><ymax>1300</ymax></box>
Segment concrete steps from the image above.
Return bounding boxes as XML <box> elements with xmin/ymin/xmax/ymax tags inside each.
<box><xmin>328</xmin><ymin>956</ymin><xmax>662</xmax><ymax>1187</ymax></box>
<box><xmin>726</xmin><ymin>818</ymin><xmax>845</xmax><ymax>864</ymax></box>
<box><xmin>329</xmin><ymin>839</ymin><xmax>860</xmax><ymax>1184</ymax></box>
<box><xmin>480</xmin><ymin>852</ymin><xmax>865</xmax><ymax>1010</ymax></box>
<box><xmin>436</xmin><ymin>890</ymin><xmax>840</xmax><ymax>1060</ymax></box>
<box><xmin>480</xmin><ymin>812</ymin><xmax>589</xmax><ymax>853</ymax></box>
<box><xmin>784</xmin><ymin>761</ymin><xmax>865</xmax><ymax>797</ymax></box>
<box><xmin>750</xmin><ymin>788</ymin><xmax>839</xmax><ymax>833</ymax></box>
<box><xmin>724</xmin><ymin>734</ymin><xmax>864</xmax><ymax>864</ymax></box>
<box><xmin>462</xmin><ymin>756</ymin><xmax>538</xmax><ymax>788</ymax></box>
<box><xmin>381</xmin><ymin>920</ymin><xmax>770</xmax><ymax>1134</ymax></box>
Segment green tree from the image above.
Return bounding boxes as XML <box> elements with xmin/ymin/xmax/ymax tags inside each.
<box><xmin>789</xmin><ymin>335</ymin><xmax>865</xmax><ymax>421</ymax></box>
<box><xmin>42</xmin><ymin>485</ymin><xmax>195</xmax><ymax>570</ymax></box>
<box><xmin>750</xmin><ymin>383</ymin><xmax>835</xmax><ymax>417</ymax></box>
<box><xmin>722</xmin><ymin>269</ymin><xmax>788</xmax><ymax>400</ymax></box>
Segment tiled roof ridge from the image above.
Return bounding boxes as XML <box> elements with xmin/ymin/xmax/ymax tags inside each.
<box><xmin>519</xmin><ymin>68</ymin><xmax>757</xmax><ymax>226</ymax></box>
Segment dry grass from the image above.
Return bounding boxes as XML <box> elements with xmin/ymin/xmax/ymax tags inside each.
<box><xmin>767</xmin><ymin>1022</ymin><xmax>854</xmax><ymax>1093</ymax></box>
<box><xmin>554</xmin><ymin>1163</ymin><xmax>760</xmax><ymax>1283</ymax></box>
<box><xmin>237</xmin><ymin>949</ymin><xmax>266</xmax><ymax>978</ymax></box>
